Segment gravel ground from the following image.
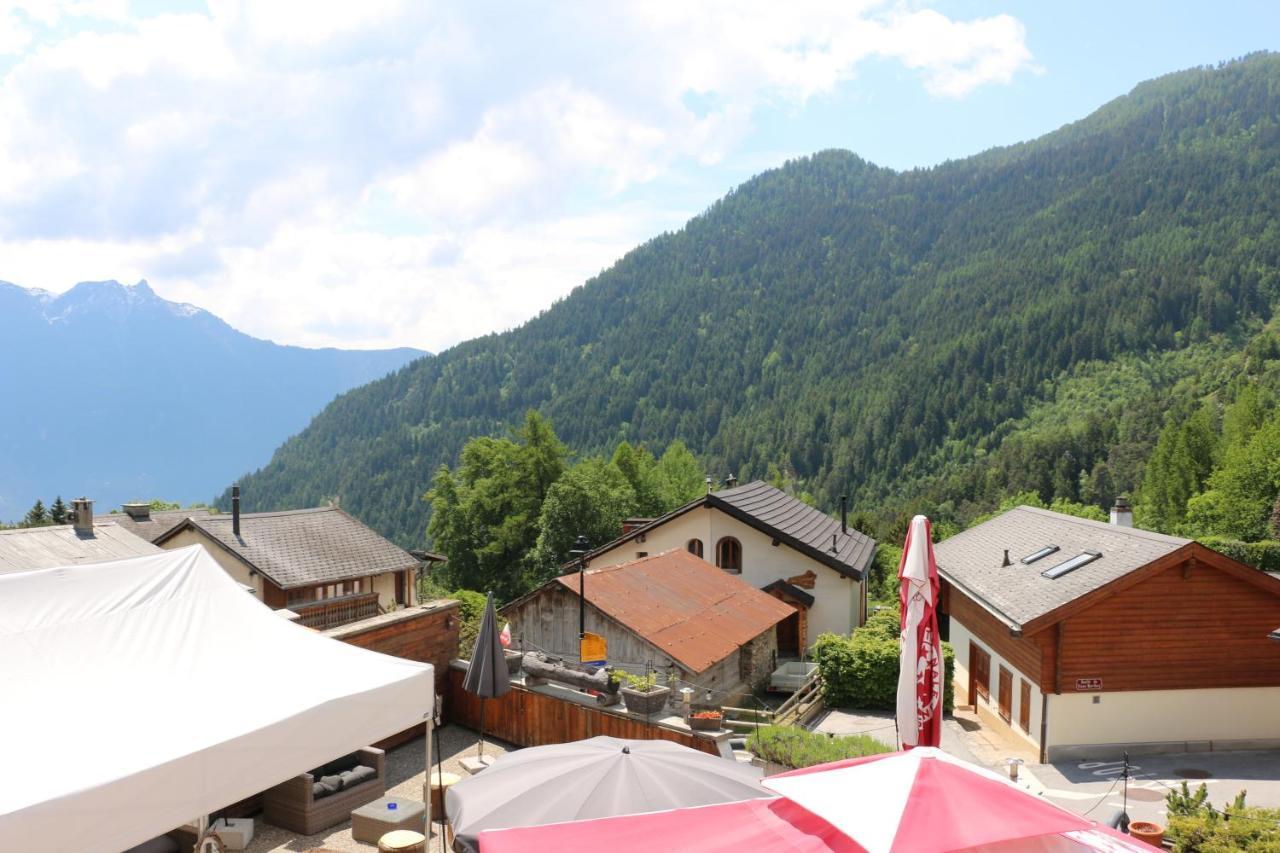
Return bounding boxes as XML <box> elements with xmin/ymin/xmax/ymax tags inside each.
<box><xmin>241</xmin><ymin>724</ymin><xmax>512</xmax><ymax>852</ymax></box>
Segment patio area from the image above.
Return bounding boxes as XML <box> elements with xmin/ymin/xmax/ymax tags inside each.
<box><xmin>241</xmin><ymin>725</ymin><xmax>513</xmax><ymax>852</ymax></box>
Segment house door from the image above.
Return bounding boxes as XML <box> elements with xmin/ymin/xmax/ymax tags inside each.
<box><xmin>394</xmin><ymin>570</ymin><xmax>406</xmax><ymax>606</ymax></box>
<box><xmin>1019</xmin><ymin>679</ymin><xmax>1032</xmax><ymax>732</ymax></box>
<box><xmin>997</xmin><ymin>666</ymin><xmax>1013</xmax><ymax>723</ymax></box>
<box><xmin>969</xmin><ymin>643</ymin><xmax>991</xmax><ymax>706</ymax></box>
<box><xmin>776</xmin><ymin>610</ymin><xmax>801</xmax><ymax>656</ymax></box>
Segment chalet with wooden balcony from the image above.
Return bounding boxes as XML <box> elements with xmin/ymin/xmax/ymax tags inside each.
<box><xmin>936</xmin><ymin>502</ymin><xmax>1280</xmax><ymax>762</ymax></box>
<box><xmin>155</xmin><ymin>498</ymin><xmax>433</xmax><ymax>630</ymax></box>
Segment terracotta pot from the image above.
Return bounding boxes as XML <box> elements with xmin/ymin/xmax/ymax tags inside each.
<box><xmin>1128</xmin><ymin>821</ymin><xmax>1165</xmax><ymax>848</ymax></box>
<box><xmin>689</xmin><ymin>713</ymin><xmax>724</xmax><ymax>731</ymax></box>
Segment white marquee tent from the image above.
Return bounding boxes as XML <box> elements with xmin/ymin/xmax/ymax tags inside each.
<box><xmin>0</xmin><ymin>545</ymin><xmax>434</xmax><ymax>853</ymax></box>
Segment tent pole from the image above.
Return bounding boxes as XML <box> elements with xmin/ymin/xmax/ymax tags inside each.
<box><xmin>436</xmin><ymin>721</ymin><xmax>446</xmax><ymax>853</ymax></box>
<box><xmin>424</xmin><ymin>714</ymin><xmax>433</xmax><ymax>840</ymax></box>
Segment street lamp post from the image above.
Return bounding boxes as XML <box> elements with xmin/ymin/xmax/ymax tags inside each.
<box><xmin>569</xmin><ymin>535</ymin><xmax>590</xmax><ymax>641</ymax></box>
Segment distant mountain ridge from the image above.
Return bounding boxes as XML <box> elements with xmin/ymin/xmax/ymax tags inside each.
<box><xmin>232</xmin><ymin>54</ymin><xmax>1280</xmax><ymax>546</ymax></box>
<box><xmin>0</xmin><ymin>279</ymin><xmax>427</xmax><ymax>518</ymax></box>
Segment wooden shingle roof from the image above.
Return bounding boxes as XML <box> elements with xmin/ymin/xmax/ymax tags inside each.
<box><xmin>156</xmin><ymin>507</ymin><xmax>417</xmax><ymax>589</ymax></box>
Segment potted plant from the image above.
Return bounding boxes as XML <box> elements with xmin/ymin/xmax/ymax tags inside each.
<box><xmin>688</xmin><ymin>709</ymin><xmax>724</xmax><ymax>731</ymax></box>
<box><xmin>617</xmin><ymin>670</ymin><xmax>670</xmax><ymax>715</ymax></box>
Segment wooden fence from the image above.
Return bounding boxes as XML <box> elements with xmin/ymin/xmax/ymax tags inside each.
<box><xmin>444</xmin><ymin>666</ymin><xmax>720</xmax><ymax>756</ymax></box>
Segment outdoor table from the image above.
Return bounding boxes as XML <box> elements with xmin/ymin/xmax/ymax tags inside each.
<box><xmin>351</xmin><ymin>797</ymin><xmax>426</xmax><ymax>844</ymax></box>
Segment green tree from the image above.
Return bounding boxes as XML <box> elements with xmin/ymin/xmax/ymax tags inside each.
<box><xmin>652</xmin><ymin>440</ymin><xmax>706</xmax><ymax>508</ymax></box>
<box><xmin>1137</xmin><ymin>407</ymin><xmax>1219</xmax><ymax>532</ymax></box>
<box><xmin>49</xmin><ymin>496</ymin><xmax>68</xmax><ymax>525</ymax></box>
<box><xmin>426</xmin><ymin>411</ymin><xmax>569</xmax><ymax>599</ymax></box>
<box><xmin>22</xmin><ymin>499</ymin><xmax>49</xmax><ymax>528</ymax></box>
<box><xmin>1185</xmin><ymin>413</ymin><xmax>1280</xmax><ymax>540</ymax></box>
<box><xmin>611</xmin><ymin>442</ymin><xmax>665</xmax><ymax>516</ymax></box>
<box><xmin>530</xmin><ymin>458</ymin><xmax>637</xmax><ymax>577</ymax></box>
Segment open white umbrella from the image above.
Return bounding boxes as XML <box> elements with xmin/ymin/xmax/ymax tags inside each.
<box><xmin>448</xmin><ymin>735</ymin><xmax>769</xmax><ymax>852</ymax></box>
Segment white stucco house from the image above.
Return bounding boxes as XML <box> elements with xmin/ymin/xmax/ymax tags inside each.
<box><xmin>580</xmin><ymin>479</ymin><xmax>877</xmax><ymax>651</ymax></box>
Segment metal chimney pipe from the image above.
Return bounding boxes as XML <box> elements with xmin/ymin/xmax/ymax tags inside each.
<box><xmin>840</xmin><ymin>495</ymin><xmax>848</xmax><ymax>534</ymax></box>
<box><xmin>232</xmin><ymin>485</ymin><xmax>241</xmax><ymax>537</ymax></box>
<box><xmin>1002</xmin><ymin>549</ymin><xmax>1012</xmax><ymax>567</ymax></box>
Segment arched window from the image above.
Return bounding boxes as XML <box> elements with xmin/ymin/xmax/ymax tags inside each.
<box><xmin>686</xmin><ymin>538</ymin><xmax>704</xmax><ymax>558</ymax></box>
<box><xmin>716</xmin><ymin>537</ymin><xmax>742</xmax><ymax>573</ymax></box>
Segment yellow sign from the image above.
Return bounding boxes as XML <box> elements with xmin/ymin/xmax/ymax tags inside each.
<box><xmin>580</xmin><ymin>632</ymin><xmax>607</xmax><ymax>664</ymax></box>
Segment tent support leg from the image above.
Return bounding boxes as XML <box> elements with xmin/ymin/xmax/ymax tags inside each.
<box><xmin>424</xmin><ymin>714</ymin><xmax>433</xmax><ymax>841</ymax></box>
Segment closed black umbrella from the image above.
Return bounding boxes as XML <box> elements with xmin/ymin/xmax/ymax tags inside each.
<box><xmin>462</xmin><ymin>591</ymin><xmax>511</xmax><ymax>762</ymax></box>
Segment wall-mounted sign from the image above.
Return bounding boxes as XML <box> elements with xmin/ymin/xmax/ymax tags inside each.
<box><xmin>1075</xmin><ymin>678</ymin><xmax>1103</xmax><ymax>691</ymax></box>
<box><xmin>580</xmin><ymin>632</ymin><xmax>607</xmax><ymax>666</ymax></box>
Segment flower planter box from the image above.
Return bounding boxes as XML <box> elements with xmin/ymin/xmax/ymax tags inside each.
<box><xmin>621</xmin><ymin>685</ymin><xmax>670</xmax><ymax>715</ymax></box>
<box><xmin>688</xmin><ymin>712</ymin><xmax>724</xmax><ymax>732</ymax></box>
<box><xmin>503</xmin><ymin>649</ymin><xmax>523</xmax><ymax>676</ymax></box>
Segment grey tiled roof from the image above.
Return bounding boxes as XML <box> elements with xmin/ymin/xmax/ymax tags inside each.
<box><xmin>712</xmin><ymin>480</ymin><xmax>876</xmax><ymax>577</ymax></box>
<box><xmin>0</xmin><ymin>523</ymin><xmax>161</xmax><ymax>575</ymax></box>
<box><xmin>162</xmin><ymin>507</ymin><xmax>417</xmax><ymax>589</ymax></box>
<box><xmin>935</xmin><ymin>506</ymin><xmax>1190</xmax><ymax>629</ymax></box>
<box><xmin>584</xmin><ymin>480</ymin><xmax>875</xmax><ymax>580</ymax></box>
<box><xmin>94</xmin><ymin>508</ymin><xmax>214</xmax><ymax>543</ymax></box>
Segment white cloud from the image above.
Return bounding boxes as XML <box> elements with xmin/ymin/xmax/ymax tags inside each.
<box><xmin>0</xmin><ymin>1</ymin><xmax>1035</xmax><ymax>351</ymax></box>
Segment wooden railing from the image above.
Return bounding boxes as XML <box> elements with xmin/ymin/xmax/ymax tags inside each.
<box><xmin>292</xmin><ymin>592</ymin><xmax>382</xmax><ymax>630</ymax></box>
<box><xmin>443</xmin><ymin>666</ymin><xmax>721</xmax><ymax>755</ymax></box>
<box><xmin>774</xmin><ymin>664</ymin><xmax>823</xmax><ymax>727</ymax></box>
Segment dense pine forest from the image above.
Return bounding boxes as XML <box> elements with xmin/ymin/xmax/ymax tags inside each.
<box><xmin>228</xmin><ymin>54</ymin><xmax>1280</xmax><ymax>564</ymax></box>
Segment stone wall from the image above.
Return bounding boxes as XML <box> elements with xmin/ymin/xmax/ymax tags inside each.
<box><xmin>739</xmin><ymin>629</ymin><xmax>779</xmax><ymax>691</ymax></box>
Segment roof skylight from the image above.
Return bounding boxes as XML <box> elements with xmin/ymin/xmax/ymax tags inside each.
<box><xmin>1020</xmin><ymin>545</ymin><xmax>1059</xmax><ymax>564</ymax></box>
<box><xmin>1041</xmin><ymin>550</ymin><xmax>1102</xmax><ymax>580</ymax></box>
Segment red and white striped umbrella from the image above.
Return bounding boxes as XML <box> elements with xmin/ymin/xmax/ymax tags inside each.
<box><xmin>897</xmin><ymin>514</ymin><xmax>943</xmax><ymax>749</ymax></box>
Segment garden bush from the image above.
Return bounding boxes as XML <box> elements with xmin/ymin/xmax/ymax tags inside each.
<box><xmin>813</xmin><ymin>609</ymin><xmax>955</xmax><ymax>713</ymax></box>
<box><xmin>745</xmin><ymin>724</ymin><xmax>890</xmax><ymax>770</ymax></box>
<box><xmin>1197</xmin><ymin>536</ymin><xmax>1280</xmax><ymax>572</ymax></box>
<box><xmin>1165</xmin><ymin>782</ymin><xmax>1280</xmax><ymax>852</ymax></box>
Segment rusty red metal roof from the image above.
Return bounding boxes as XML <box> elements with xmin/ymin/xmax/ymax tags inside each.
<box><xmin>554</xmin><ymin>548</ymin><xmax>795</xmax><ymax>673</ymax></box>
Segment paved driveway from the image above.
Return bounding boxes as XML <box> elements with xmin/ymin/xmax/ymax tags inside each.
<box><xmin>1028</xmin><ymin>750</ymin><xmax>1280</xmax><ymax>825</ymax></box>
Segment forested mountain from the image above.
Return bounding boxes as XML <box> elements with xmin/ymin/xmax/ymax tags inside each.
<box><xmin>230</xmin><ymin>54</ymin><xmax>1280</xmax><ymax>549</ymax></box>
<box><xmin>0</xmin><ymin>280</ymin><xmax>425</xmax><ymax>517</ymax></box>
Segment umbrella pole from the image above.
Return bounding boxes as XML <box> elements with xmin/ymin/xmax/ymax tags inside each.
<box><xmin>478</xmin><ymin>695</ymin><xmax>486</xmax><ymax>760</ymax></box>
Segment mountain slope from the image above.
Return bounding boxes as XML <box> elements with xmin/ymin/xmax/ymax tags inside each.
<box><xmin>232</xmin><ymin>54</ymin><xmax>1280</xmax><ymax>546</ymax></box>
<box><xmin>0</xmin><ymin>280</ymin><xmax>426</xmax><ymax>517</ymax></box>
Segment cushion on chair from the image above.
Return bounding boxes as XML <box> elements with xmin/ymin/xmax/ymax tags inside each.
<box><xmin>348</xmin><ymin>765</ymin><xmax>377</xmax><ymax>786</ymax></box>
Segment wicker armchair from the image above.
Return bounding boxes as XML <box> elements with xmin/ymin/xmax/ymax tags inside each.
<box><xmin>262</xmin><ymin>747</ymin><xmax>386</xmax><ymax>835</ymax></box>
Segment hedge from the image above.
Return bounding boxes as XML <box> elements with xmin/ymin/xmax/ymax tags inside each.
<box><xmin>814</xmin><ymin>609</ymin><xmax>955</xmax><ymax>713</ymax></box>
<box><xmin>745</xmin><ymin>724</ymin><xmax>890</xmax><ymax>770</ymax></box>
<box><xmin>1197</xmin><ymin>536</ymin><xmax>1280</xmax><ymax>573</ymax></box>
<box><xmin>1165</xmin><ymin>782</ymin><xmax>1280</xmax><ymax>852</ymax></box>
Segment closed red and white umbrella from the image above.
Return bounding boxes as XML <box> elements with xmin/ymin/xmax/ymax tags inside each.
<box><xmin>897</xmin><ymin>514</ymin><xmax>943</xmax><ymax>749</ymax></box>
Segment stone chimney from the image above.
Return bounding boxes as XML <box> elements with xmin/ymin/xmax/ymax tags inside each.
<box><xmin>71</xmin><ymin>497</ymin><xmax>94</xmax><ymax>536</ymax></box>
<box><xmin>122</xmin><ymin>502</ymin><xmax>151</xmax><ymax>521</ymax></box>
<box><xmin>1110</xmin><ymin>496</ymin><xmax>1133</xmax><ymax>528</ymax></box>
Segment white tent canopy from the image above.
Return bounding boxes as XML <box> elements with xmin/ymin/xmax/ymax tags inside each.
<box><xmin>0</xmin><ymin>545</ymin><xmax>434</xmax><ymax>853</ymax></box>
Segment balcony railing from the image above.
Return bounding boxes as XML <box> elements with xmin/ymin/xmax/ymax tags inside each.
<box><xmin>290</xmin><ymin>591</ymin><xmax>382</xmax><ymax>630</ymax></box>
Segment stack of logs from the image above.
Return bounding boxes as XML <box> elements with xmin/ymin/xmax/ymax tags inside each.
<box><xmin>521</xmin><ymin>653</ymin><xmax>621</xmax><ymax>705</ymax></box>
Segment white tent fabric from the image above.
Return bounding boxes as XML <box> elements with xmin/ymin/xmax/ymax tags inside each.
<box><xmin>0</xmin><ymin>545</ymin><xmax>433</xmax><ymax>853</ymax></box>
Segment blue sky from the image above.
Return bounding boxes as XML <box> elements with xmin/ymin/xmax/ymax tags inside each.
<box><xmin>0</xmin><ymin>1</ymin><xmax>1276</xmax><ymax>351</ymax></box>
